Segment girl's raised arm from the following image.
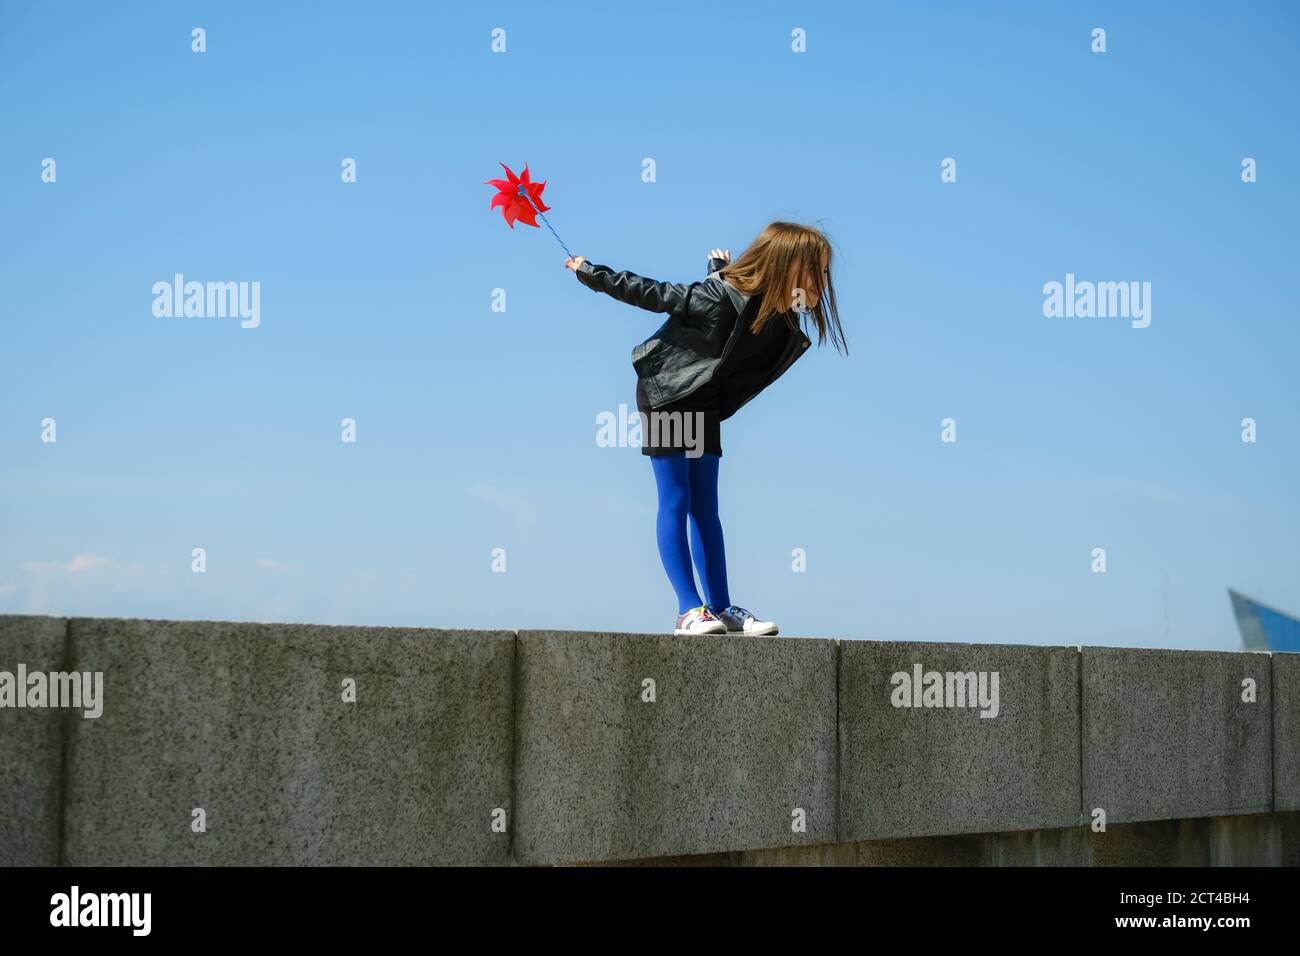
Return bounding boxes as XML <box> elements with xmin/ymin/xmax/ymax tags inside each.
<box><xmin>567</xmin><ymin>258</ymin><xmax>721</xmax><ymax>318</ymax></box>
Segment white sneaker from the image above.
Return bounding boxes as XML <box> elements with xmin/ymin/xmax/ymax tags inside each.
<box><xmin>717</xmin><ymin>605</ymin><xmax>779</xmax><ymax>636</ymax></box>
<box><xmin>674</xmin><ymin>605</ymin><xmax>727</xmax><ymax>636</ymax></box>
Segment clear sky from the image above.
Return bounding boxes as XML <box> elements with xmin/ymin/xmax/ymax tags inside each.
<box><xmin>2</xmin><ymin>1</ymin><xmax>1296</xmax><ymax>649</ymax></box>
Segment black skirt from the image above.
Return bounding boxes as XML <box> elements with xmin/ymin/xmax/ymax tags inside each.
<box><xmin>635</xmin><ymin>379</ymin><xmax>722</xmax><ymax>457</ymax></box>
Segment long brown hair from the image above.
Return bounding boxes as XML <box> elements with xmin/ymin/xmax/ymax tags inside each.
<box><xmin>719</xmin><ymin>221</ymin><xmax>847</xmax><ymax>353</ymax></box>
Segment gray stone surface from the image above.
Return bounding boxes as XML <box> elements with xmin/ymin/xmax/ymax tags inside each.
<box><xmin>513</xmin><ymin>630</ymin><xmax>838</xmax><ymax>864</ymax></box>
<box><xmin>0</xmin><ymin>615</ymin><xmax>69</xmax><ymax>865</ymax></box>
<box><xmin>1274</xmin><ymin>653</ymin><xmax>1300</xmax><ymax>812</ymax></box>
<box><xmin>1082</xmin><ymin>646</ymin><xmax>1271</xmax><ymax>824</ymax></box>
<box><xmin>839</xmin><ymin>640</ymin><xmax>1081</xmax><ymax>841</ymax></box>
<box><xmin>10</xmin><ymin>612</ymin><xmax>1294</xmax><ymax>867</ymax></box>
<box><xmin>61</xmin><ymin>618</ymin><xmax>514</xmax><ymax>865</ymax></box>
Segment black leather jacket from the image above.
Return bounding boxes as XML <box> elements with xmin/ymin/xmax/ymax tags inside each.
<box><xmin>575</xmin><ymin>256</ymin><xmax>811</xmax><ymax>419</ymax></box>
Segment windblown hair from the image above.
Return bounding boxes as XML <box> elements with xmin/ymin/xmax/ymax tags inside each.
<box><xmin>719</xmin><ymin>221</ymin><xmax>846</xmax><ymax>353</ymax></box>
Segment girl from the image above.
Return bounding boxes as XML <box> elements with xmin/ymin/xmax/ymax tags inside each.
<box><xmin>566</xmin><ymin>222</ymin><xmax>846</xmax><ymax>636</ymax></box>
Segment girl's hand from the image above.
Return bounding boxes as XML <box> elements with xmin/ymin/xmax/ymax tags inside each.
<box><xmin>565</xmin><ymin>256</ymin><xmax>587</xmax><ymax>271</ymax></box>
<box><xmin>709</xmin><ymin>248</ymin><xmax>731</xmax><ymax>263</ymax></box>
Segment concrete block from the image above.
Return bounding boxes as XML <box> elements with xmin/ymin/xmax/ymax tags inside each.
<box><xmin>0</xmin><ymin>615</ymin><xmax>68</xmax><ymax>865</ymax></box>
<box><xmin>1273</xmin><ymin>653</ymin><xmax>1300</xmax><ymax>811</ymax></box>
<box><xmin>839</xmin><ymin>640</ymin><xmax>1081</xmax><ymax>841</ymax></box>
<box><xmin>1081</xmin><ymin>646</ymin><xmax>1271</xmax><ymax>824</ymax></box>
<box><xmin>513</xmin><ymin>630</ymin><xmax>838</xmax><ymax>864</ymax></box>
<box><xmin>60</xmin><ymin>618</ymin><xmax>514</xmax><ymax>865</ymax></box>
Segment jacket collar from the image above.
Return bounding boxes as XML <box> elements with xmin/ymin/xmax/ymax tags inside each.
<box><xmin>709</xmin><ymin>271</ymin><xmax>753</xmax><ymax>320</ymax></box>
<box><xmin>712</xmin><ymin>273</ymin><xmax>807</xmax><ymax>342</ymax></box>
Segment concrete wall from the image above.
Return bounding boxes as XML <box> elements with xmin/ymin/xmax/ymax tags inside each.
<box><xmin>0</xmin><ymin>614</ymin><xmax>1293</xmax><ymax>866</ymax></box>
<box><xmin>1082</xmin><ymin>646</ymin><xmax>1272</xmax><ymax>823</ymax></box>
<box><xmin>0</xmin><ymin>616</ymin><xmax>67</xmax><ymax>866</ymax></box>
<box><xmin>3</xmin><ymin>616</ymin><xmax>513</xmax><ymax>866</ymax></box>
<box><xmin>1275</xmin><ymin>653</ymin><xmax>1300</xmax><ymax>812</ymax></box>
<box><xmin>839</xmin><ymin>640</ymin><xmax>1080</xmax><ymax>840</ymax></box>
<box><xmin>513</xmin><ymin>629</ymin><xmax>837</xmax><ymax>864</ymax></box>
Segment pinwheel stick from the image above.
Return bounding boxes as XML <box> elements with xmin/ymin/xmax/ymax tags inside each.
<box><xmin>516</xmin><ymin>184</ymin><xmax>576</xmax><ymax>260</ymax></box>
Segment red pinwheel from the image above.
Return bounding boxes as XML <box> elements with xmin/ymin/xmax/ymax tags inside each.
<box><xmin>484</xmin><ymin>162</ymin><xmax>576</xmax><ymax>259</ymax></box>
<box><xmin>485</xmin><ymin>162</ymin><xmax>550</xmax><ymax>228</ymax></box>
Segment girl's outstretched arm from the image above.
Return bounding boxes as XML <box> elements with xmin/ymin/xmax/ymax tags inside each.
<box><xmin>566</xmin><ymin>256</ymin><xmax>722</xmax><ymax>318</ymax></box>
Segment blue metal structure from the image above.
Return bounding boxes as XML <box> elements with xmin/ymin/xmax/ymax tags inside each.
<box><xmin>1229</xmin><ymin>589</ymin><xmax>1300</xmax><ymax>652</ymax></box>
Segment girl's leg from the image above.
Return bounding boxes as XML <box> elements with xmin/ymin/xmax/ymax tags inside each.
<box><xmin>686</xmin><ymin>453</ymin><xmax>731</xmax><ymax>611</ymax></box>
<box><xmin>649</xmin><ymin>454</ymin><xmax>704</xmax><ymax>614</ymax></box>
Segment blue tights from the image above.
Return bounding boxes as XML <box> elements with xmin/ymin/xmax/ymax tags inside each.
<box><xmin>649</xmin><ymin>453</ymin><xmax>731</xmax><ymax>614</ymax></box>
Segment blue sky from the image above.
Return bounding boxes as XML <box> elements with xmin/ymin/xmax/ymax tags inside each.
<box><xmin>1</xmin><ymin>1</ymin><xmax>1296</xmax><ymax>649</ymax></box>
